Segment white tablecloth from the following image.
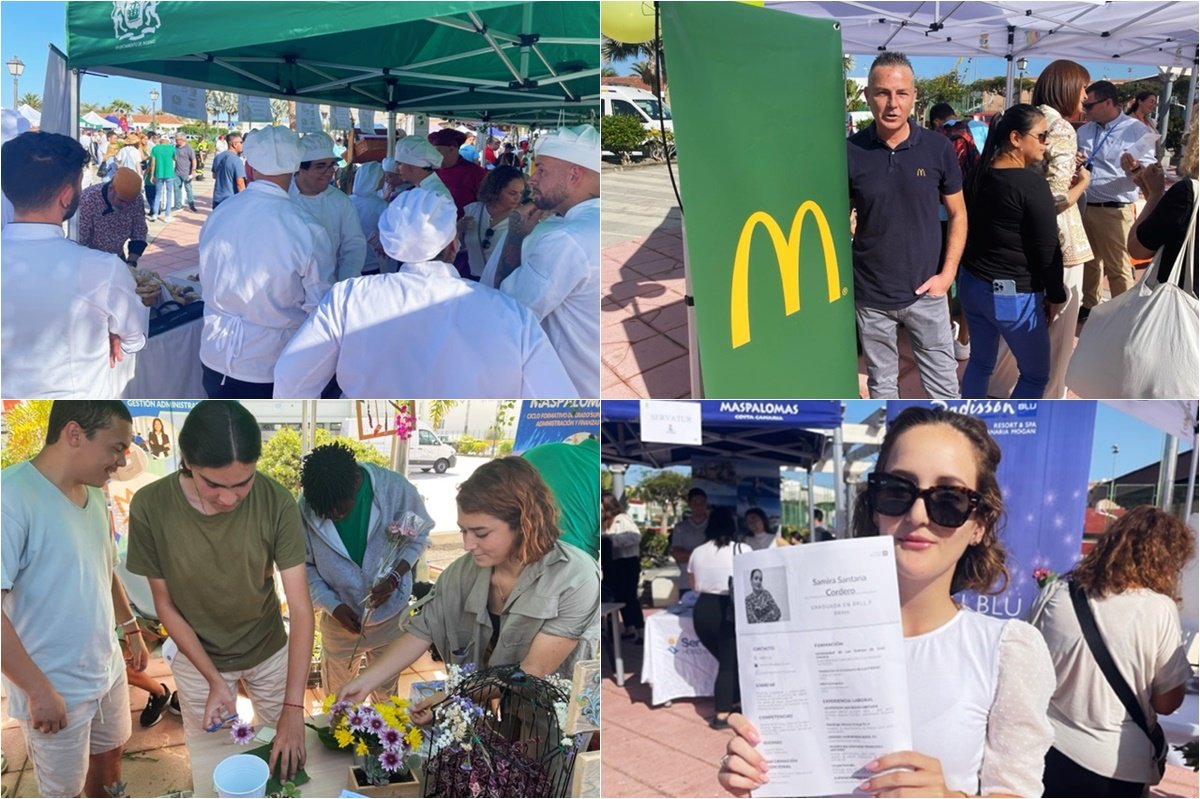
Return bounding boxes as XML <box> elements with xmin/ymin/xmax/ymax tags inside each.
<box><xmin>641</xmin><ymin>607</ymin><xmax>719</xmax><ymax>706</ymax></box>
<box><xmin>118</xmin><ymin>315</ymin><xmax>204</xmax><ymax>398</ymax></box>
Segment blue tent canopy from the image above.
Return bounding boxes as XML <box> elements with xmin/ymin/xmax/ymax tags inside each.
<box><xmin>602</xmin><ymin>400</ymin><xmax>842</xmax><ymax>469</ymax></box>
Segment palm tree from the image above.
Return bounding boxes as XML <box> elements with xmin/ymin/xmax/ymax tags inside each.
<box><xmin>18</xmin><ymin>92</ymin><xmax>41</xmax><ymax>110</ymax></box>
<box><xmin>270</xmin><ymin>98</ymin><xmax>290</xmax><ymax>125</ymax></box>
<box><xmin>205</xmin><ymin>90</ymin><xmax>238</xmax><ymax>130</ymax></box>
<box><xmin>108</xmin><ymin>99</ymin><xmax>133</xmax><ymax>114</ymax></box>
<box><xmin>81</xmin><ymin>101</ymin><xmax>102</xmax><ymax>114</ymax></box>
<box><xmin>136</xmin><ymin>104</ymin><xmax>150</xmax><ymax>116</ymax></box>
<box><xmin>601</xmin><ymin>36</ymin><xmax>654</xmax><ymax>65</ymax></box>
<box><xmin>601</xmin><ymin>66</ymin><xmax>618</xmax><ymax>78</ymax></box>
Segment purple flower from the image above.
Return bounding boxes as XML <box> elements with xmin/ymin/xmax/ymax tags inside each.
<box><xmin>380</xmin><ymin>727</ymin><xmax>404</xmax><ymax>751</ymax></box>
<box><xmin>230</xmin><ymin>721</ymin><xmax>255</xmax><ymax>745</ymax></box>
<box><xmin>366</xmin><ymin>714</ymin><xmax>386</xmax><ymax>734</ymax></box>
<box><xmin>378</xmin><ymin>749</ymin><xmax>404</xmax><ymax>773</ymax></box>
<box><xmin>347</xmin><ymin>709</ymin><xmax>368</xmax><ymax>731</ymax></box>
<box><xmin>330</xmin><ymin>699</ymin><xmax>351</xmax><ymax>717</ymax></box>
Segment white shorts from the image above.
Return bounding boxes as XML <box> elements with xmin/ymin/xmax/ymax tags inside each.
<box><xmin>19</xmin><ymin>671</ymin><xmax>131</xmax><ymax>798</ymax></box>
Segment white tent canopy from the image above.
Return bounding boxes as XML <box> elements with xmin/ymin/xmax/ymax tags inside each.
<box><xmin>80</xmin><ymin>110</ymin><xmax>116</xmax><ymax>129</ymax></box>
<box><xmin>766</xmin><ymin>1</ymin><xmax>1198</xmax><ymax>126</ymax></box>
<box><xmin>16</xmin><ymin>104</ymin><xmax>40</xmax><ymax>127</ymax></box>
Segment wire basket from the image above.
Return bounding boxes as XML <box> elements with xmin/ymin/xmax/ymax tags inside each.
<box><xmin>423</xmin><ymin>665</ymin><xmax>581</xmax><ymax>798</ymax></box>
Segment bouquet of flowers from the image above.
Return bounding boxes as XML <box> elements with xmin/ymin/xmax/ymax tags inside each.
<box><xmin>322</xmin><ymin>693</ymin><xmax>423</xmax><ymax>786</ymax></box>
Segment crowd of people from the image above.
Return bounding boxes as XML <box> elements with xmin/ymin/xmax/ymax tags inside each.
<box><xmin>848</xmin><ymin>52</ymin><xmax>1197</xmax><ymax>399</ymax></box>
<box><xmin>0</xmin><ymin>119</ymin><xmax>601</xmax><ymax>400</ymax></box>
<box><xmin>1</xmin><ymin>400</ymin><xmax>601</xmax><ymax>797</ymax></box>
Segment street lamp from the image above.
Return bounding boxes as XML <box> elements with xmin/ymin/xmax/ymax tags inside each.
<box><xmin>1016</xmin><ymin>57</ymin><xmax>1028</xmax><ymax>100</ymax></box>
<box><xmin>149</xmin><ymin>88</ymin><xmax>159</xmax><ymax>130</ymax></box>
<box><xmin>1109</xmin><ymin>444</ymin><xmax>1120</xmax><ymax>504</ymax></box>
<box><xmin>6</xmin><ymin>55</ymin><xmax>24</xmax><ymax>109</ymax></box>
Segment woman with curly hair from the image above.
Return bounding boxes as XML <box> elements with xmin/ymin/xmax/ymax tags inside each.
<box><xmin>1031</xmin><ymin>506</ymin><xmax>1194</xmax><ymax>797</ymax></box>
<box><xmin>719</xmin><ymin>406</ymin><xmax>1056</xmax><ymax>797</ymax></box>
<box><xmin>339</xmin><ymin>457</ymin><xmax>600</xmax><ymax>715</ymax></box>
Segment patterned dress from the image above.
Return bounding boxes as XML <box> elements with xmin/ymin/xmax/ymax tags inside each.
<box><xmin>745</xmin><ymin>588</ymin><xmax>782</xmax><ymax>623</ymax></box>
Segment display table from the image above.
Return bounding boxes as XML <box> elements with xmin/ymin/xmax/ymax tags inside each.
<box><xmin>640</xmin><ymin>607</ymin><xmax>719</xmax><ymax>706</ymax></box>
<box><xmin>188</xmin><ymin>715</ymin><xmax>359</xmax><ymax>798</ymax></box>
<box><xmin>118</xmin><ymin>310</ymin><xmax>204</xmax><ymax>398</ymax></box>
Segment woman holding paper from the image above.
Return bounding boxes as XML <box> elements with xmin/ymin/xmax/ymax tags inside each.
<box><xmin>718</xmin><ymin>406</ymin><xmax>1056</xmax><ymax>797</ymax></box>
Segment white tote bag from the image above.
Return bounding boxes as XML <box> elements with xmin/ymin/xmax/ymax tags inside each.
<box><xmin>1067</xmin><ymin>181</ymin><xmax>1199</xmax><ymax>399</ymax></box>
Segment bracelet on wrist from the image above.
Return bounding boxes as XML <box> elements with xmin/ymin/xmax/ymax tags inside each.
<box><xmin>117</xmin><ymin>616</ymin><xmax>137</xmax><ymax>627</ymax></box>
<box><xmin>282</xmin><ymin>701</ymin><xmax>305</xmax><ymax>711</ymax></box>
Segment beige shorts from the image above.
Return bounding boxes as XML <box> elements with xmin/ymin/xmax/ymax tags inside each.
<box><xmin>170</xmin><ymin>643</ymin><xmax>289</xmax><ymax>738</ymax></box>
<box><xmin>19</xmin><ymin>671</ymin><xmax>131</xmax><ymax>798</ymax></box>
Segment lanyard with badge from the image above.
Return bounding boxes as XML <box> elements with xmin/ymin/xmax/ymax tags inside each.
<box><xmin>1084</xmin><ymin>122</ymin><xmax>1117</xmax><ymax>169</ymax></box>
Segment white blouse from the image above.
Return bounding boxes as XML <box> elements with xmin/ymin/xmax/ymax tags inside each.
<box><xmin>906</xmin><ymin>609</ymin><xmax>1056</xmax><ymax>797</ymax></box>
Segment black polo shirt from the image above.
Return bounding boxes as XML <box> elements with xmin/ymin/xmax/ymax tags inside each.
<box><xmin>847</xmin><ymin>119</ymin><xmax>962</xmax><ymax>310</ymax></box>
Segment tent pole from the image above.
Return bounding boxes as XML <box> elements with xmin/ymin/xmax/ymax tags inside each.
<box><xmin>683</xmin><ymin>217</ymin><xmax>702</xmax><ymax>397</ymax></box>
<box><xmin>67</xmin><ymin>68</ymin><xmax>81</xmax><ymax>242</ymax></box>
<box><xmin>387</xmin><ymin>111</ymin><xmax>396</xmax><ymax>157</ymax></box>
<box><xmin>806</xmin><ymin>467</ymin><xmax>815</xmax><ymax>540</ymax></box>
<box><xmin>1157</xmin><ymin>434</ymin><xmax>1179</xmax><ymax>511</ymax></box>
<box><xmin>1185</xmin><ymin>48</ymin><xmax>1198</xmax><ymax>136</ymax></box>
<box><xmin>1185</xmin><ymin>442</ymin><xmax>1197</xmax><ymax>519</ymax></box>
<box><xmin>1159</xmin><ymin>71</ymin><xmax>1176</xmax><ymax>143</ymax></box>
<box><xmin>1003</xmin><ymin>26</ymin><xmax>1015</xmax><ymax>107</ymax></box>
<box><xmin>832</xmin><ymin>423</ymin><xmax>845</xmax><ymax>538</ymax></box>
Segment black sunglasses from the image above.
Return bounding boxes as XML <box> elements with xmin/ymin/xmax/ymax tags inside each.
<box><xmin>867</xmin><ymin>472</ymin><xmax>983</xmax><ymax>528</ymax></box>
<box><xmin>1081</xmin><ymin>99</ymin><xmax>1107</xmax><ymax>111</ymax></box>
<box><xmin>480</xmin><ymin>227</ymin><xmax>496</xmax><ymax>250</ymax></box>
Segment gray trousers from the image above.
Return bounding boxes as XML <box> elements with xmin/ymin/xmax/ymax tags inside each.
<box><xmin>856</xmin><ymin>293</ymin><xmax>961</xmax><ymax>399</ymax></box>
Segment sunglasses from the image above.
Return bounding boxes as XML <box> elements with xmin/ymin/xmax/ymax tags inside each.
<box><xmin>480</xmin><ymin>227</ymin><xmax>496</xmax><ymax>250</ymax></box>
<box><xmin>1081</xmin><ymin>99</ymin><xmax>1107</xmax><ymax>111</ymax></box>
<box><xmin>867</xmin><ymin>472</ymin><xmax>983</xmax><ymax>528</ymax></box>
<box><xmin>1027</xmin><ymin>130</ymin><xmax>1050</xmax><ymax>143</ymax></box>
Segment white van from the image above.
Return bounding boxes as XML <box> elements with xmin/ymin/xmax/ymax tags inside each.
<box><xmin>601</xmin><ymin>84</ymin><xmax>674</xmax><ymax>160</ymax></box>
<box><xmin>339</xmin><ymin>419</ymin><xmax>458</xmax><ymax>474</ymax></box>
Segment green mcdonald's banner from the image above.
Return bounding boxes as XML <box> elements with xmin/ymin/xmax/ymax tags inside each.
<box><xmin>661</xmin><ymin>2</ymin><xmax>859</xmax><ymax>397</ymax></box>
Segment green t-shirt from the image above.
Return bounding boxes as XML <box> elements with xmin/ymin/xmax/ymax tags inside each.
<box><xmin>150</xmin><ymin>143</ymin><xmax>176</xmax><ymax>179</ymax></box>
<box><xmin>522</xmin><ymin>438</ymin><xmax>600</xmax><ymax>560</ymax></box>
<box><xmin>333</xmin><ymin>466</ymin><xmax>373</xmax><ymax>567</ymax></box>
<box><xmin>126</xmin><ymin>470</ymin><xmax>306</xmax><ymax>671</ymax></box>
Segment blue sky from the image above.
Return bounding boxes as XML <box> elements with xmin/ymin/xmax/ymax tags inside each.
<box><xmin>2</xmin><ymin>1</ymin><xmax>159</xmax><ymax>108</ymax></box>
<box><xmin>617</xmin><ymin>402</ymin><xmax>1194</xmax><ymax>489</ymax></box>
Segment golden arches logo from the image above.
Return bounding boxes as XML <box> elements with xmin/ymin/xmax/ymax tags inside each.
<box><xmin>916</xmin><ymin>167</ymin><xmax>926</xmax><ymax>176</ymax></box>
<box><xmin>730</xmin><ymin>201</ymin><xmax>843</xmax><ymax>349</ymax></box>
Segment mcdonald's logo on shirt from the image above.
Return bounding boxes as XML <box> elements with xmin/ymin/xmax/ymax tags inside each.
<box><xmin>730</xmin><ymin>201</ymin><xmax>844</xmax><ymax>349</ymax></box>
<box><xmin>916</xmin><ymin>168</ymin><xmax>927</xmax><ymax>176</ymax></box>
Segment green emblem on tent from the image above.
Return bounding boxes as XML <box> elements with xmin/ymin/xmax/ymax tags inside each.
<box><xmin>111</xmin><ymin>1</ymin><xmax>161</xmax><ymax>43</ymax></box>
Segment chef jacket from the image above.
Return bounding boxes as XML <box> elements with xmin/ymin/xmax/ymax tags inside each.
<box><xmin>288</xmin><ymin>179</ymin><xmax>368</xmax><ymax>283</ymax></box>
<box><xmin>272</xmin><ymin>260</ymin><xmax>578</xmax><ymax>398</ymax></box>
<box><xmin>499</xmin><ymin>197</ymin><xmax>600</xmax><ymax>397</ymax></box>
<box><xmin>1</xmin><ymin>223</ymin><xmax>148</xmax><ymax>397</ymax></box>
<box><xmin>198</xmin><ymin>180</ymin><xmax>334</xmax><ymax>383</ymax></box>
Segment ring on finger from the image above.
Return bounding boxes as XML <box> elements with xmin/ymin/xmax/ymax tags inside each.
<box><xmin>719</xmin><ymin>753</ymin><xmax>731</xmax><ymax>771</ymax></box>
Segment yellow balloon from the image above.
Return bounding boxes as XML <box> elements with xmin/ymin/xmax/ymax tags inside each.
<box><xmin>601</xmin><ymin>1</ymin><xmax>656</xmax><ymax>44</ymax></box>
<box><xmin>739</xmin><ymin>1</ymin><xmax>765</xmax><ymax>5</ymax></box>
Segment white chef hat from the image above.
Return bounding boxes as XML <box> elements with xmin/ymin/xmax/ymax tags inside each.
<box><xmin>393</xmin><ymin>136</ymin><xmax>443</xmax><ymax>169</ymax></box>
<box><xmin>381</xmin><ymin>156</ymin><xmax>399</xmax><ymax>174</ymax></box>
<box><xmin>243</xmin><ymin>126</ymin><xmax>303</xmax><ymax>176</ymax></box>
<box><xmin>533</xmin><ymin>124</ymin><xmax>600</xmax><ymax>172</ymax></box>
<box><xmin>377</xmin><ymin>187</ymin><xmax>458</xmax><ymax>263</ymax></box>
<box><xmin>2</xmin><ymin>109</ymin><xmax>31</xmax><ymax>145</ymax></box>
<box><xmin>352</xmin><ymin>161</ymin><xmax>383</xmax><ymax>197</ymax></box>
<box><xmin>299</xmin><ymin>131</ymin><xmax>338</xmax><ymax>162</ymax></box>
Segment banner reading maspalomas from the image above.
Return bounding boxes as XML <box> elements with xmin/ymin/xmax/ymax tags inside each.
<box><xmin>661</xmin><ymin>2</ymin><xmax>858</xmax><ymax>397</ymax></box>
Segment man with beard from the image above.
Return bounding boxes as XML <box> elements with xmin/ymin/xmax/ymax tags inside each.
<box><xmin>0</xmin><ymin>132</ymin><xmax>148</xmax><ymax>398</ymax></box>
<box><xmin>493</xmin><ymin>124</ymin><xmax>601</xmax><ymax>397</ymax></box>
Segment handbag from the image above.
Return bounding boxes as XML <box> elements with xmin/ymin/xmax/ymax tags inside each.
<box><xmin>1068</xmin><ymin>580</ymin><xmax>1168</xmax><ymax>784</ymax></box>
<box><xmin>1066</xmin><ymin>180</ymin><xmax>1198</xmax><ymax>398</ymax></box>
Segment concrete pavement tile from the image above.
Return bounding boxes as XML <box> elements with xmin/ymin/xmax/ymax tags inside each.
<box><xmin>597</xmin><ymin>381</ymin><xmax>645</xmax><ymax>399</ymax></box>
<box><xmin>640</xmin><ymin>301</ymin><xmax>687</xmax><ymax>332</ymax></box>
<box><xmin>1</xmin><ymin>766</ymin><xmax>25</xmax><ymax>799</ymax></box>
<box><xmin>601</xmin><ymin>305</ymin><xmax>635</xmax><ymax>328</ymax></box>
<box><xmin>608</xmin><ymin>336</ymin><xmax>686</xmax><ymax>381</ymax></box>
<box><xmin>2</xmin><ymin>725</ymin><xmax>27</xmax><ymax>774</ymax></box>
<box><xmin>623</xmin><ymin>352</ymin><xmax>691</xmax><ymax>399</ymax></box>
<box><xmin>602</xmin><ymin>366</ymin><xmax>627</xmax><ymax>390</ymax></box>
<box><xmin>607</xmin><ymin>279</ymin><xmax>669</xmax><ymax>303</ymax></box>
<box><xmin>603</xmin><ymin>318</ymin><xmax>658</xmax><ymax>345</ymax></box>
<box><xmin>663</xmin><ymin>323</ymin><xmax>691</xmax><ymax>349</ymax></box>
<box><xmin>623</xmin><ymin>256</ymin><xmax>682</xmax><ymax>280</ymax></box>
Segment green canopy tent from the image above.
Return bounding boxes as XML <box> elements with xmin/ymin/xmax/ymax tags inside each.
<box><xmin>65</xmin><ymin>1</ymin><xmax>600</xmax><ymax>131</ymax></box>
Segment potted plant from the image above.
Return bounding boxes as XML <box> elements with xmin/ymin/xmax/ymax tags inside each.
<box><xmin>322</xmin><ymin>694</ymin><xmax>423</xmax><ymax>797</ymax></box>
